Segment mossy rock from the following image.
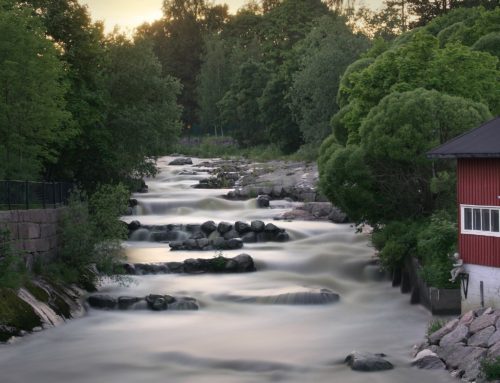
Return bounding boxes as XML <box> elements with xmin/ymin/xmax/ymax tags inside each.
<box><xmin>0</xmin><ymin>288</ymin><xmax>41</xmax><ymax>338</ymax></box>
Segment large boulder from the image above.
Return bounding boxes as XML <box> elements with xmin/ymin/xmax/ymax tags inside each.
<box><xmin>169</xmin><ymin>157</ymin><xmax>193</xmax><ymax>165</ymax></box>
<box><xmin>128</xmin><ymin>220</ymin><xmax>141</xmax><ymax>231</ymax></box>
<box><xmin>468</xmin><ymin>326</ymin><xmax>495</xmax><ymax>347</ymax></box>
<box><xmin>428</xmin><ymin>319</ymin><xmax>459</xmax><ymax>345</ymax></box>
<box><xmin>251</xmin><ymin>220</ymin><xmax>265</xmax><ymax>232</ymax></box>
<box><xmin>201</xmin><ymin>220</ymin><xmax>217</xmax><ymax>234</ymax></box>
<box><xmin>146</xmin><ymin>294</ymin><xmax>175</xmax><ymax>311</ymax></box>
<box><xmin>87</xmin><ymin>295</ymin><xmax>117</xmax><ymax>310</ymax></box>
<box><xmin>440</xmin><ymin>324</ymin><xmax>469</xmax><ymax>347</ymax></box>
<box><xmin>470</xmin><ymin>313</ymin><xmax>498</xmax><ymax>334</ymax></box>
<box><xmin>344</xmin><ymin>351</ymin><xmax>394</xmax><ymax>372</ymax></box>
<box><xmin>256</xmin><ymin>194</ymin><xmax>271</xmax><ymax>208</ymax></box>
<box><xmin>224</xmin><ymin>254</ymin><xmax>256</xmax><ymax>273</ymax></box>
<box><xmin>235</xmin><ymin>221</ymin><xmax>251</xmax><ymax>234</ymax></box>
<box><xmin>218</xmin><ymin>221</ymin><xmax>233</xmax><ymax>234</ymax></box>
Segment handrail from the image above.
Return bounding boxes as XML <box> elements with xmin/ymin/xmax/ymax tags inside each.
<box><xmin>0</xmin><ymin>180</ymin><xmax>73</xmax><ymax>210</ymax></box>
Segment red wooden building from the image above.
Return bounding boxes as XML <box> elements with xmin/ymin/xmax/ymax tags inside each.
<box><xmin>428</xmin><ymin>116</ymin><xmax>500</xmax><ymax>311</ymax></box>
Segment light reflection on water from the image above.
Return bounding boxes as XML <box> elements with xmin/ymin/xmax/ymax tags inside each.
<box><xmin>0</xmin><ymin>157</ymin><xmax>454</xmax><ymax>383</ymax></box>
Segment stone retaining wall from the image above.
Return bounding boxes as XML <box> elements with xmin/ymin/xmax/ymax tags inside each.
<box><xmin>0</xmin><ymin>208</ymin><xmax>65</xmax><ymax>265</ymax></box>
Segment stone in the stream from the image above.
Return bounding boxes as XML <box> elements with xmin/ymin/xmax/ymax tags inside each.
<box><xmin>344</xmin><ymin>351</ymin><xmax>394</xmax><ymax>372</ymax></box>
<box><xmin>88</xmin><ymin>295</ymin><xmax>118</xmax><ymax>310</ymax></box>
<box><xmin>217</xmin><ymin>221</ymin><xmax>233</xmax><ymax>234</ymax></box>
<box><xmin>223</xmin><ymin>229</ymin><xmax>240</xmax><ymax>241</ymax></box>
<box><xmin>224</xmin><ymin>254</ymin><xmax>256</xmax><ymax>273</ymax></box>
<box><xmin>128</xmin><ymin>220</ymin><xmax>141</xmax><ymax>231</ymax></box>
<box><xmin>411</xmin><ymin>350</ymin><xmax>446</xmax><ymax>370</ymax></box>
<box><xmin>235</xmin><ymin>221</ymin><xmax>251</xmax><ymax>234</ymax></box>
<box><xmin>168</xmin><ymin>298</ymin><xmax>199</xmax><ymax>311</ymax></box>
<box><xmin>118</xmin><ymin>296</ymin><xmax>141</xmax><ymax>310</ymax></box>
<box><xmin>212</xmin><ymin>237</ymin><xmax>226</xmax><ymax>250</ymax></box>
<box><xmin>241</xmin><ymin>231</ymin><xmax>257</xmax><ymax>243</ymax></box>
<box><xmin>169</xmin><ymin>241</ymin><xmax>184</xmax><ymax>250</ymax></box>
<box><xmin>256</xmin><ymin>194</ymin><xmax>271</xmax><ymax>208</ymax></box>
<box><xmin>251</xmin><ymin>220</ymin><xmax>265</xmax><ymax>232</ymax></box>
<box><xmin>201</xmin><ymin>220</ymin><xmax>217</xmax><ymax>234</ymax></box>
<box><xmin>275</xmin><ymin>232</ymin><xmax>290</xmax><ymax>242</ymax></box>
<box><xmin>146</xmin><ymin>294</ymin><xmax>176</xmax><ymax>311</ymax></box>
<box><xmin>226</xmin><ymin>238</ymin><xmax>243</xmax><ymax>250</ymax></box>
<box><xmin>169</xmin><ymin>157</ymin><xmax>192</xmax><ymax>165</ymax></box>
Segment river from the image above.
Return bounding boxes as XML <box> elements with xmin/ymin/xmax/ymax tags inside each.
<box><xmin>0</xmin><ymin>156</ymin><xmax>454</xmax><ymax>383</ymax></box>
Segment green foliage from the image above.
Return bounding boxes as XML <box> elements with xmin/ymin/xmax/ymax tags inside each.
<box><xmin>290</xmin><ymin>15</ymin><xmax>371</xmax><ymax>145</ymax></box>
<box><xmin>0</xmin><ymin>3</ymin><xmax>73</xmax><ymax>180</ymax></box>
<box><xmin>427</xmin><ymin>318</ymin><xmax>446</xmax><ymax>336</ymax></box>
<box><xmin>481</xmin><ymin>357</ymin><xmax>500</xmax><ymax>381</ymax></box>
<box><xmin>320</xmin><ymin>88</ymin><xmax>491</xmax><ymax>224</ymax></box>
<box><xmin>417</xmin><ymin>212</ymin><xmax>458</xmax><ymax>289</ymax></box>
<box><xmin>0</xmin><ymin>288</ymin><xmax>41</xmax><ymax>339</ymax></box>
<box><xmin>49</xmin><ymin>185</ymin><xmax>128</xmax><ymax>289</ymax></box>
<box><xmin>0</xmin><ymin>229</ymin><xmax>28</xmax><ymax>289</ymax></box>
<box><xmin>372</xmin><ymin>220</ymin><xmax>423</xmax><ymax>270</ymax></box>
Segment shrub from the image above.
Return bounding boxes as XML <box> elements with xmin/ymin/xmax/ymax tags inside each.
<box><xmin>47</xmin><ymin>184</ymin><xmax>129</xmax><ymax>289</ymax></box>
<box><xmin>427</xmin><ymin>318</ymin><xmax>446</xmax><ymax>336</ymax></box>
<box><xmin>481</xmin><ymin>357</ymin><xmax>500</xmax><ymax>381</ymax></box>
<box><xmin>0</xmin><ymin>229</ymin><xmax>28</xmax><ymax>289</ymax></box>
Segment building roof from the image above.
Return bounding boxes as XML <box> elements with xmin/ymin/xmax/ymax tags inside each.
<box><xmin>427</xmin><ymin>116</ymin><xmax>500</xmax><ymax>159</ymax></box>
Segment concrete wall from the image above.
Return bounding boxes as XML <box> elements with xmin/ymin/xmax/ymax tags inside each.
<box><xmin>0</xmin><ymin>208</ymin><xmax>65</xmax><ymax>265</ymax></box>
<box><xmin>462</xmin><ymin>263</ymin><xmax>500</xmax><ymax>312</ymax></box>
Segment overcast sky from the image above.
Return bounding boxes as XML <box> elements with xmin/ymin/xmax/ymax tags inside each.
<box><xmin>80</xmin><ymin>0</ymin><xmax>384</xmax><ymax>33</ymax></box>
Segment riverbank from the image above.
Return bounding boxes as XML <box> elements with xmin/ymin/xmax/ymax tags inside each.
<box><xmin>0</xmin><ymin>279</ymin><xmax>85</xmax><ymax>343</ymax></box>
<box><xmin>415</xmin><ymin>307</ymin><xmax>500</xmax><ymax>382</ymax></box>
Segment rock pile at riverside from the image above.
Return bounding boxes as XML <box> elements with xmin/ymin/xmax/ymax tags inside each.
<box><xmin>127</xmin><ymin>220</ymin><xmax>290</xmax><ymax>250</ymax></box>
<box><xmin>414</xmin><ymin>307</ymin><xmax>500</xmax><ymax>382</ymax></box>
<box><xmin>125</xmin><ymin>253</ymin><xmax>256</xmax><ymax>275</ymax></box>
<box><xmin>87</xmin><ymin>294</ymin><xmax>199</xmax><ymax>311</ymax></box>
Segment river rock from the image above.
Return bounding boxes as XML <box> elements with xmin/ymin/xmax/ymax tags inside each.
<box><xmin>118</xmin><ymin>296</ymin><xmax>141</xmax><ymax>310</ymax></box>
<box><xmin>235</xmin><ymin>221</ymin><xmax>251</xmax><ymax>234</ymax></box>
<box><xmin>218</xmin><ymin>221</ymin><xmax>233</xmax><ymax>234</ymax></box>
<box><xmin>344</xmin><ymin>351</ymin><xmax>394</xmax><ymax>372</ymax></box>
<box><xmin>241</xmin><ymin>231</ymin><xmax>257</xmax><ymax>243</ymax></box>
<box><xmin>169</xmin><ymin>157</ymin><xmax>192</xmax><ymax>165</ymax></box>
<box><xmin>251</xmin><ymin>220</ymin><xmax>265</xmax><ymax>232</ymax></box>
<box><xmin>440</xmin><ymin>324</ymin><xmax>469</xmax><ymax>347</ymax></box>
<box><xmin>146</xmin><ymin>294</ymin><xmax>175</xmax><ymax>311</ymax></box>
<box><xmin>226</xmin><ymin>238</ymin><xmax>244</xmax><ymax>250</ymax></box>
<box><xmin>128</xmin><ymin>220</ymin><xmax>141</xmax><ymax>231</ymax></box>
<box><xmin>224</xmin><ymin>254</ymin><xmax>256</xmax><ymax>273</ymax></box>
<box><xmin>256</xmin><ymin>194</ymin><xmax>270</xmax><ymax>208</ymax></box>
<box><xmin>412</xmin><ymin>350</ymin><xmax>446</xmax><ymax>370</ymax></box>
<box><xmin>223</xmin><ymin>229</ymin><xmax>240</xmax><ymax>240</ymax></box>
<box><xmin>87</xmin><ymin>295</ymin><xmax>117</xmax><ymax>310</ymax></box>
<box><xmin>168</xmin><ymin>298</ymin><xmax>199</xmax><ymax>311</ymax></box>
<box><xmin>201</xmin><ymin>220</ymin><xmax>217</xmax><ymax>234</ymax></box>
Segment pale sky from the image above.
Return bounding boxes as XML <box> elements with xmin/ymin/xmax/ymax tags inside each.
<box><xmin>80</xmin><ymin>0</ymin><xmax>383</xmax><ymax>34</ymax></box>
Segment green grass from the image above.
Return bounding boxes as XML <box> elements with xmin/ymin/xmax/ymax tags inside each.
<box><xmin>481</xmin><ymin>357</ymin><xmax>500</xmax><ymax>381</ymax></box>
<box><xmin>427</xmin><ymin>318</ymin><xmax>447</xmax><ymax>336</ymax></box>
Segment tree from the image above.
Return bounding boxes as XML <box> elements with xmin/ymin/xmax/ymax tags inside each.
<box><xmin>218</xmin><ymin>60</ymin><xmax>270</xmax><ymax>146</ymax></box>
<box><xmin>197</xmin><ymin>35</ymin><xmax>232</xmax><ymax>136</ymax></box>
<box><xmin>319</xmin><ymin>89</ymin><xmax>491</xmax><ymax>224</ymax></box>
<box><xmin>290</xmin><ymin>15</ymin><xmax>370</xmax><ymax>145</ymax></box>
<box><xmin>0</xmin><ymin>3</ymin><xmax>72</xmax><ymax>180</ymax></box>
<box><xmin>102</xmin><ymin>34</ymin><xmax>182</xmax><ymax>180</ymax></box>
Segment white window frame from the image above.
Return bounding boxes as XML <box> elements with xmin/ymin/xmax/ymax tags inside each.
<box><xmin>461</xmin><ymin>204</ymin><xmax>500</xmax><ymax>238</ymax></box>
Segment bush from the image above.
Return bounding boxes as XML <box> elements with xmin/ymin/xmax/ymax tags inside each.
<box><xmin>372</xmin><ymin>220</ymin><xmax>423</xmax><ymax>271</ymax></box>
<box><xmin>481</xmin><ymin>357</ymin><xmax>500</xmax><ymax>381</ymax></box>
<box><xmin>417</xmin><ymin>211</ymin><xmax>457</xmax><ymax>289</ymax></box>
<box><xmin>46</xmin><ymin>184</ymin><xmax>129</xmax><ymax>289</ymax></box>
<box><xmin>0</xmin><ymin>229</ymin><xmax>28</xmax><ymax>289</ymax></box>
<box><xmin>427</xmin><ymin>318</ymin><xmax>446</xmax><ymax>336</ymax></box>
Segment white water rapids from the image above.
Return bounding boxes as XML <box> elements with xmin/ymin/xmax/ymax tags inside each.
<box><xmin>0</xmin><ymin>156</ymin><xmax>455</xmax><ymax>383</ymax></box>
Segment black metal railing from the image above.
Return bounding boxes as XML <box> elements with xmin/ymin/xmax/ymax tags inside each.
<box><xmin>0</xmin><ymin>181</ymin><xmax>73</xmax><ymax>210</ymax></box>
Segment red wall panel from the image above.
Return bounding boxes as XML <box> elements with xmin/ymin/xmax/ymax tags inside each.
<box><xmin>458</xmin><ymin>159</ymin><xmax>500</xmax><ymax>267</ymax></box>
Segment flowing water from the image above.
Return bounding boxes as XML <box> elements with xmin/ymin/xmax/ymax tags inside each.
<box><xmin>0</xmin><ymin>157</ymin><xmax>454</xmax><ymax>383</ymax></box>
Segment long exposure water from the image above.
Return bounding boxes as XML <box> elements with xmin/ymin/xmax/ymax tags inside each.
<box><xmin>0</xmin><ymin>157</ymin><xmax>455</xmax><ymax>383</ymax></box>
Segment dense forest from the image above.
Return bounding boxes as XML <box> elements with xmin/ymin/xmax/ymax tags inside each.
<box><xmin>1</xmin><ymin>0</ymin><xmax>499</xmax><ymax>286</ymax></box>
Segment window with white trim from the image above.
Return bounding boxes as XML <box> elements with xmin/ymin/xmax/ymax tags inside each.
<box><xmin>461</xmin><ymin>205</ymin><xmax>500</xmax><ymax>237</ymax></box>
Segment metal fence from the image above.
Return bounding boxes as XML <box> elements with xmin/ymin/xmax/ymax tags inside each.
<box><xmin>0</xmin><ymin>181</ymin><xmax>73</xmax><ymax>210</ymax></box>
